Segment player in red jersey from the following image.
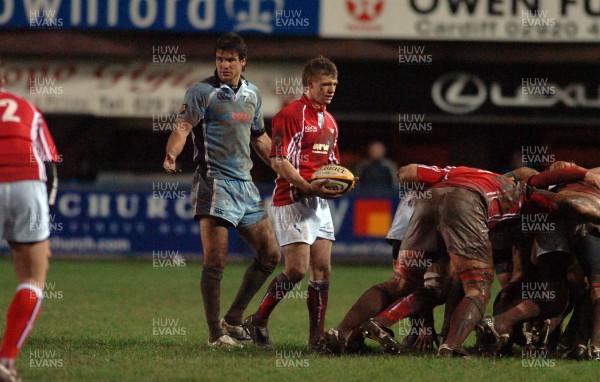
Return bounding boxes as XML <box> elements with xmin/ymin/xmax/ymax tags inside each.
<box><xmin>404</xmin><ymin>164</ymin><xmax>600</xmax><ymax>356</ymax></box>
<box><xmin>0</xmin><ymin>69</ymin><xmax>59</xmax><ymax>382</ymax></box>
<box><xmin>243</xmin><ymin>57</ymin><xmax>343</xmax><ymax>349</ymax></box>
<box><xmin>322</xmin><ymin>164</ymin><xmax>600</xmax><ymax>356</ymax></box>
<box><xmin>479</xmin><ymin>163</ymin><xmax>600</xmax><ymax>359</ymax></box>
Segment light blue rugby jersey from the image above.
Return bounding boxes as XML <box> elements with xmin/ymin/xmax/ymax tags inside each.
<box><xmin>177</xmin><ymin>73</ymin><xmax>265</xmax><ymax>181</ymax></box>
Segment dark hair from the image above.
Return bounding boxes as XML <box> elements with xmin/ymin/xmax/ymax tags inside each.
<box><xmin>302</xmin><ymin>56</ymin><xmax>338</xmax><ymax>87</ymax></box>
<box><xmin>215</xmin><ymin>32</ymin><xmax>248</xmax><ymax>61</ymax></box>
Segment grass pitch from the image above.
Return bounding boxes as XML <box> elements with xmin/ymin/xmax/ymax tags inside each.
<box><xmin>0</xmin><ymin>258</ymin><xmax>594</xmax><ymax>381</ymax></box>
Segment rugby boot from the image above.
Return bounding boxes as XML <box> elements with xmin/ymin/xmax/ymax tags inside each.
<box><xmin>243</xmin><ymin>315</ymin><xmax>272</xmax><ymax>347</ymax></box>
<box><xmin>321</xmin><ymin>328</ymin><xmax>347</xmax><ymax>355</ymax></box>
<box><xmin>220</xmin><ymin>318</ymin><xmax>251</xmax><ymax>342</ymax></box>
<box><xmin>475</xmin><ymin>316</ymin><xmax>510</xmax><ymax>357</ymax></box>
<box><xmin>207</xmin><ymin>334</ymin><xmax>243</xmax><ymax>350</ymax></box>
<box><xmin>360</xmin><ymin>319</ymin><xmax>403</xmax><ymax>355</ymax></box>
<box><xmin>590</xmin><ymin>345</ymin><xmax>600</xmax><ymax>361</ymax></box>
<box><xmin>437</xmin><ymin>344</ymin><xmax>469</xmax><ymax>358</ymax></box>
<box><xmin>559</xmin><ymin>344</ymin><xmax>590</xmax><ymax>361</ymax></box>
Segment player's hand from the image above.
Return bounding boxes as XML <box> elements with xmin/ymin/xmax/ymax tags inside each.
<box><xmin>413</xmin><ymin>328</ymin><xmax>438</xmax><ymax>351</ymax></box>
<box><xmin>550</xmin><ymin>161</ymin><xmax>573</xmax><ymax>170</ymax></box>
<box><xmin>550</xmin><ymin>160</ymin><xmax>584</xmax><ymax>171</ymax></box>
<box><xmin>305</xmin><ymin>179</ymin><xmax>343</xmax><ymax>199</ymax></box>
<box><xmin>584</xmin><ymin>171</ymin><xmax>600</xmax><ymax>190</ymax></box>
<box><xmin>163</xmin><ymin>153</ymin><xmax>180</xmax><ymax>173</ymax></box>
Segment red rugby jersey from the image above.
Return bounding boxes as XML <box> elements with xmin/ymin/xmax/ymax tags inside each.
<box><xmin>271</xmin><ymin>94</ymin><xmax>340</xmax><ymax>206</ymax></box>
<box><xmin>0</xmin><ymin>90</ymin><xmax>59</xmax><ymax>182</ymax></box>
<box><xmin>417</xmin><ymin>165</ymin><xmax>524</xmax><ymax>227</ymax></box>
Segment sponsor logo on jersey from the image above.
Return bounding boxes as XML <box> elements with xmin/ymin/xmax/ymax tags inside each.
<box><xmin>312</xmin><ymin>143</ymin><xmax>329</xmax><ymax>154</ymax></box>
<box><xmin>232</xmin><ymin>112</ymin><xmax>251</xmax><ymax>123</ymax></box>
<box><xmin>304</xmin><ymin>125</ymin><xmax>318</xmax><ymax>133</ymax></box>
<box><xmin>242</xmin><ymin>92</ymin><xmax>252</xmax><ymax>103</ymax></box>
<box><xmin>216</xmin><ymin>91</ymin><xmax>232</xmax><ymax>101</ymax></box>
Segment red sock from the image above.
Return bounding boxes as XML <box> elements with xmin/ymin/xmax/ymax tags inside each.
<box><xmin>255</xmin><ymin>273</ymin><xmax>297</xmax><ymax>322</ymax></box>
<box><xmin>375</xmin><ymin>293</ymin><xmax>417</xmax><ymax>327</ymax></box>
<box><xmin>0</xmin><ymin>284</ymin><xmax>44</xmax><ymax>359</ymax></box>
<box><xmin>307</xmin><ymin>280</ymin><xmax>329</xmax><ymax>344</ymax></box>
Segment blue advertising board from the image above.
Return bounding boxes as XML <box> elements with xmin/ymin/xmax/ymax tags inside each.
<box><xmin>0</xmin><ymin>0</ymin><xmax>319</xmax><ymax>35</ymax></box>
<box><xmin>0</xmin><ymin>183</ymin><xmax>397</xmax><ymax>260</ymax></box>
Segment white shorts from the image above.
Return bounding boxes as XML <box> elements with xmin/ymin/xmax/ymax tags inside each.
<box><xmin>386</xmin><ymin>192</ymin><xmax>417</xmax><ymax>241</ymax></box>
<box><xmin>270</xmin><ymin>197</ymin><xmax>334</xmax><ymax>246</ymax></box>
<box><xmin>0</xmin><ymin>180</ymin><xmax>50</xmax><ymax>243</ymax></box>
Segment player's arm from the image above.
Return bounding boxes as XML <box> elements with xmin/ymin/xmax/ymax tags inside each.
<box><xmin>399</xmin><ymin>163</ymin><xmax>452</xmax><ymax>186</ymax></box>
<box><xmin>270</xmin><ymin>156</ymin><xmax>341</xmax><ymax>199</ymax></box>
<box><xmin>250</xmin><ymin>132</ymin><xmax>272</xmax><ymax>166</ymax></box>
<box><xmin>163</xmin><ymin>119</ymin><xmax>193</xmax><ymax>173</ymax></box>
<box><xmin>549</xmin><ymin>160</ymin><xmax>586</xmax><ymax>171</ymax></box>
<box><xmin>397</xmin><ymin>164</ymin><xmax>418</xmax><ymax>183</ymax></box>
<box><xmin>37</xmin><ymin>110</ymin><xmax>60</xmax><ymax>206</ymax></box>
<box><xmin>528</xmin><ymin>167</ymin><xmax>600</xmax><ymax>190</ymax></box>
<box><xmin>584</xmin><ymin>171</ymin><xmax>600</xmax><ymax>189</ymax></box>
<box><xmin>249</xmin><ymin>87</ymin><xmax>271</xmax><ymax>166</ymax></box>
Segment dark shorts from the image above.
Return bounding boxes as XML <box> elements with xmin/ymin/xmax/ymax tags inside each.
<box><xmin>490</xmin><ymin>220</ymin><xmax>532</xmax><ymax>265</ymax></box>
<box><xmin>400</xmin><ymin>187</ymin><xmax>492</xmax><ymax>264</ymax></box>
<box><xmin>573</xmin><ymin>231</ymin><xmax>600</xmax><ymax>278</ymax></box>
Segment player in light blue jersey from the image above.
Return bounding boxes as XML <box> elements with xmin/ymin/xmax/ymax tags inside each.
<box><xmin>163</xmin><ymin>33</ymin><xmax>280</xmax><ymax>349</ymax></box>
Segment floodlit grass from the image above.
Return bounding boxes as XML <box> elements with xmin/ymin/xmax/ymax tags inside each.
<box><xmin>0</xmin><ymin>259</ymin><xmax>592</xmax><ymax>381</ymax></box>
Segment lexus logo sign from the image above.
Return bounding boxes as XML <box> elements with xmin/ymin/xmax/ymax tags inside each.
<box><xmin>432</xmin><ymin>73</ymin><xmax>487</xmax><ymax>114</ymax></box>
<box><xmin>432</xmin><ymin>72</ymin><xmax>600</xmax><ymax>114</ymax></box>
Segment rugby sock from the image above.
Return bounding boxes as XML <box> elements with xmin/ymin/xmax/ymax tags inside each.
<box><xmin>307</xmin><ymin>280</ymin><xmax>329</xmax><ymax>344</ymax></box>
<box><xmin>224</xmin><ymin>259</ymin><xmax>275</xmax><ymax>326</ymax></box>
<box><xmin>201</xmin><ymin>266</ymin><xmax>225</xmax><ymax>342</ymax></box>
<box><xmin>0</xmin><ymin>284</ymin><xmax>44</xmax><ymax>359</ymax></box>
<box><xmin>375</xmin><ymin>287</ymin><xmax>437</xmax><ymax>327</ymax></box>
<box><xmin>443</xmin><ymin>295</ymin><xmax>484</xmax><ymax>350</ymax></box>
<box><xmin>494</xmin><ymin>300</ymin><xmax>540</xmax><ymax>335</ymax></box>
<box><xmin>254</xmin><ymin>273</ymin><xmax>298</xmax><ymax>324</ymax></box>
<box><xmin>592</xmin><ymin>297</ymin><xmax>600</xmax><ymax>347</ymax></box>
<box><xmin>338</xmin><ymin>285</ymin><xmax>391</xmax><ymax>337</ymax></box>
<box><xmin>440</xmin><ymin>280</ymin><xmax>464</xmax><ymax>339</ymax></box>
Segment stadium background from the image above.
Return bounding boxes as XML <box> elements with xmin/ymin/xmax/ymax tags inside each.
<box><xmin>2</xmin><ymin>2</ymin><xmax>600</xmax><ymax>381</ymax></box>
<box><xmin>1</xmin><ymin>0</ymin><xmax>600</xmax><ymax>260</ymax></box>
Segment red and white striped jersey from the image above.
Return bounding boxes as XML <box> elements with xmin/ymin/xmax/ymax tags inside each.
<box><xmin>270</xmin><ymin>94</ymin><xmax>340</xmax><ymax>206</ymax></box>
<box><xmin>0</xmin><ymin>89</ymin><xmax>59</xmax><ymax>182</ymax></box>
<box><xmin>417</xmin><ymin>165</ymin><xmax>525</xmax><ymax>227</ymax></box>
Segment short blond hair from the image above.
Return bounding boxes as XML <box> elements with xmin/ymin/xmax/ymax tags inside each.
<box><xmin>302</xmin><ymin>56</ymin><xmax>337</xmax><ymax>87</ymax></box>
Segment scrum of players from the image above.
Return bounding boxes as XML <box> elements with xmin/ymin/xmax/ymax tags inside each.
<box><xmin>318</xmin><ymin>161</ymin><xmax>600</xmax><ymax>360</ymax></box>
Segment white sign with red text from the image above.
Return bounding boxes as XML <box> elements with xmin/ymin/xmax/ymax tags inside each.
<box><xmin>321</xmin><ymin>0</ymin><xmax>600</xmax><ymax>42</ymax></box>
<box><xmin>2</xmin><ymin>59</ymin><xmax>303</xmax><ymax>118</ymax></box>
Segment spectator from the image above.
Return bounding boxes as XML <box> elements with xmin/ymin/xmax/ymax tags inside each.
<box><xmin>354</xmin><ymin>141</ymin><xmax>397</xmax><ymax>190</ymax></box>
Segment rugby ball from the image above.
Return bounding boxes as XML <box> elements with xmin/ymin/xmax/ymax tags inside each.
<box><xmin>310</xmin><ymin>164</ymin><xmax>356</xmax><ymax>193</ymax></box>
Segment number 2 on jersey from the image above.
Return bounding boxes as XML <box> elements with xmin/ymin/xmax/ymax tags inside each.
<box><xmin>0</xmin><ymin>98</ymin><xmax>21</xmax><ymax>123</ymax></box>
